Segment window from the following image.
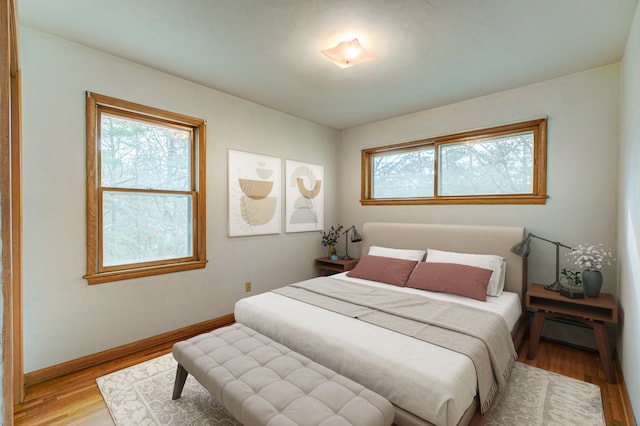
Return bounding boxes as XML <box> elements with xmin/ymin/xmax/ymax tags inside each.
<box><xmin>85</xmin><ymin>92</ymin><xmax>207</xmax><ymax>284</ymax></box>
<box><xmin>361</xmin><ymin>118</ymin><xmax>548</xmax><ymax>205</ymax></box>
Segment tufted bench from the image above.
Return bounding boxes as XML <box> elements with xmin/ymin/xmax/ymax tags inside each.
<box><xmin>172</xmin><ymin>323</ymin><xmax>394</xmax><ymax>426</ymax></box>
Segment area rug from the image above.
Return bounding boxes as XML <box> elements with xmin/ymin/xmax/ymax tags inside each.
<box><xmin>97</xmin><ymin>354</ymin><xmax>605</xmax><ymax>426</ymax></box>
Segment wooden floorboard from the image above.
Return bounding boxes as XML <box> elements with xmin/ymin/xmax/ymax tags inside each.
<box><xmin>14</xmin><ymin>337</ymin><xmax>636</xmax><ymax>425</ymax></box>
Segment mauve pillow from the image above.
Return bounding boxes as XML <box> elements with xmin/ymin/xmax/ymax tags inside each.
<box><xmin>347</xmin><ymin>254</ymin><xmax>418</xmax><ymax>286</ymax></box>
<box><xmin>425</xmin><ymin>249</ymin><xmax>506</xmax><ymax>297</ymax></box>
<box><xmin>405</xmin><ymin>262</ymin><xmax>493</xmax><ymax>301</ymax></box>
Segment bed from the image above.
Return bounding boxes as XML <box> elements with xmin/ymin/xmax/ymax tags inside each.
<box><xmin>234</xmin><ymin>222</ymin><xmax>528</xmax><ymax>426</ymax></box>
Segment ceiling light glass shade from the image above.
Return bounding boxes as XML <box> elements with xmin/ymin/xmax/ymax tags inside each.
<box><xmin>321</xmin><ymin>39</ymin><xmax>373</xmax><ymax>69</ymax></box>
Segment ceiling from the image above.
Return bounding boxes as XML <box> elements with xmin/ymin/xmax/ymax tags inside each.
<box><xmin>18</xmin><ymin>0</ymin><xmax>638</xmax><ymax>130</ymax></box>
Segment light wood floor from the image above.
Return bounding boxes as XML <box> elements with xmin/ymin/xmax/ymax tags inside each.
<box><xmin>13</xmin><ymin>336</ymin><xmax>636</xmax><ymax>425</ymax></box>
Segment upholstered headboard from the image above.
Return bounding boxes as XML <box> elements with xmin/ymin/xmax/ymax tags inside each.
<box><xmin>361</xmin><ymin>222</ymin><xmax>527</xmax><ymax>303</ymax></box>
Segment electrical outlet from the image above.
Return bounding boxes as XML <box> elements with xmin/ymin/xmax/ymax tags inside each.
<box><xmin>245</xmin><ymin>281</ymin><xmax>252</xmax><ymax>292</ymax></box>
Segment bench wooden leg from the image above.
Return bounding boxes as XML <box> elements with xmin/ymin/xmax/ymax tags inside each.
<box><xmin>172</xmin><ymin>364</ymin><xmax>189</xmax><ymax>400</ymax></box>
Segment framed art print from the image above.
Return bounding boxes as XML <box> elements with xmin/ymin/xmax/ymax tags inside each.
<box><xmin>285</xmin><ymin>160</ymin><xmax>323</xmax><ymax>233</ymax></box>
<box><xmin>228</xmin><ymin>150</ymin><xmax>281</xmax><ymax>236</ymax></box>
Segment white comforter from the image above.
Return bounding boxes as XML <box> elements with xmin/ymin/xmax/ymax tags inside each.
<box><xmin>234</xmin><ymin>273</ymin><xmax>521</xmax><ymax>426</ymax></box>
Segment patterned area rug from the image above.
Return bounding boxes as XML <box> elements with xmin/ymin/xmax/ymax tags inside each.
<box><xmin>97</xmin><ymin>354</ymin><xmax>605</xmax><ymax>426</ymax></box>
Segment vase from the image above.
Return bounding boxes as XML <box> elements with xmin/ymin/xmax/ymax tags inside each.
<box><xmin>582</xmin><ymin>270</ymin><xmax>603</xmax><ymax>297</ymax></box>
<box><xmin>327</xmin><ymin>245</ymin><xmax>335</xmax><ymax>258</ymax></box>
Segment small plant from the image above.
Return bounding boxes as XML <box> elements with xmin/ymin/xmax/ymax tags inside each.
<box><xmin>560</xmin><ymin>268</ymin><xmax>582</xmax><ymax>287</ymax></box>
<box><xmin>566</xmin><ymin>243</ymin><xmax>615</xmax><ymax>271</ymax></box>
<box><xmin>321</xmin><ymin>224</ymin><xmax>343</xmax><ymax>247</ymax></box>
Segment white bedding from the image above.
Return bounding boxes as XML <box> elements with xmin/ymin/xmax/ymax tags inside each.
<box><xmin>234</xmin><ymin>273</ymin><xmax>521</xmax><ymax>426</ymax></box>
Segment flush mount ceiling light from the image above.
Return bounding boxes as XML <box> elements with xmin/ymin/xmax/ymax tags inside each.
<box><xmin>321</xmin><ymin>38</ymin><xmax>373</xmax><ymax>69</ymax></box>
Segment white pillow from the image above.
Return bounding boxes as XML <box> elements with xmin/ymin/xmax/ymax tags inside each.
<box><xmin>425</xmin><ymin>248</ymin><xmax>506</xmax><ymax>296</ymax></box>
<box><xmin>368</xmin><ymin>246</ymin><xmax>426</xmax><ymax>262</ymax></box>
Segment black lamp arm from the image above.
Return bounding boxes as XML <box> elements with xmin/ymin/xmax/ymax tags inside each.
<box><xmin>343</xmin><ymin>225</ymin><xmax>356</xmax><ymax>235</ymax></box>
<box><xmin>529</xmin><ymin>233</ymin><xmax>573</xmax><ymax>250</ymax></box>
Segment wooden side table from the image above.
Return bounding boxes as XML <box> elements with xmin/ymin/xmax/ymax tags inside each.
<box><xmin>526</xmin><ymin>283</ymin><xmax>618</xmax><ymax>383</ymax></box>
<box><xmin>315</xmin><ymin>257</ymin><xmax>359</xmax><ymax>276</ymax></box>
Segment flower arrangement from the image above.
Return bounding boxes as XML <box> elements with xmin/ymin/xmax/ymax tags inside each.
<box><xmin>321</xmin><ymin>224</ymin><xmax>343</xmax><ymax>247</ymax></box>
<box><xmin>566</xmin><ymin>243</ymin><xmax>615</xmax><ymax>271</ymax></box>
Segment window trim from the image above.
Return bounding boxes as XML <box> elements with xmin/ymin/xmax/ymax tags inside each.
<box><xmin>85</xmin><ymin>92</ymin><xmax>207</xmax><ymax>284</ymax></box>
<box><xmin>361</xmin><ymin>118</ymin><xmax>548</xmax><ymax>205</ymax></box>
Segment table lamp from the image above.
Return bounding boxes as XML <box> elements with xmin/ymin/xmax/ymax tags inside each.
<box><xmin>511</xmin><ymin>233</ymin><xmax>572</xmax><ymax>292</ymax></box>
<box><xmin>342</xmin><ymin>225</ymin><xmax>362</xmax><ymax>260</ymax></box>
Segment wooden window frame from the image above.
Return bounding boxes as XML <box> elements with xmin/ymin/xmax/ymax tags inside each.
<box><xmin>361</xmin><ymin>118</ymin><xmax>548</xmax><ymax>205</ymax></box>
<box><xmin>84</xmin><ymin>92</ymin><xmax>207</xmax><ymax>284</ymax></box>
<box><xmin>2</xmin><ymin>0</ymin><xmax>24</xmax><ymax>412</ymax></box>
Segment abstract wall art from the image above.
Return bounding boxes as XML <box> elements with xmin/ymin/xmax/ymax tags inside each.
<box><xmin>228</xmin><ymin>150</ymin><xmax>281</xmax><ymax>236</ymax></box>
<box><xmin>285</xmin><ymin>160</ymin><xmax>324</xmax><ymax>233</ymax></box>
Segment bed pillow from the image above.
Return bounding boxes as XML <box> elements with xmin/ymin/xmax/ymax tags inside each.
<box><xmin>406</xmin><ymin>262</ymin><xmax>493</xmax><ymax>302</ymax></box>
<box><xmin>405</xmin><ymin>262</ymin><xmax>493</xmax><ymax>301</ymax></box>
<box><xmin>347</xmin><ymin>254</ymin><xmax>418</xmax><ymax>286</ymax></box>
<box><xmin>368</xmin><ymin>246</ymin><xmax>426</xmax><ymax>262</ymax></box>
<box><xmin>425</xmin><ymin>248</ymin><xmax>506</xmax><ymax>296</ymax></box>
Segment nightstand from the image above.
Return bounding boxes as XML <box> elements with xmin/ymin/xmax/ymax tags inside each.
<box><xmin>526</xmin><ymin>283</ymin><xmax>618</xmax><ymax>383</ymax></box>
<box><xmin>314</xmin><ymin>257</ymin><xmax>359</xmax><ymax>276</ymax></box>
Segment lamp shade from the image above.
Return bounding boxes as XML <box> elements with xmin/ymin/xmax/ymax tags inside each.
<box><xmin>511</xmin><ymin>235</ymin><xmax>532</xmax><ymax>257</ymax></box>
<box><xmin>351</xmin><ymin>227</ymin><xmax>362</xmax><ymax>243</ymax></box>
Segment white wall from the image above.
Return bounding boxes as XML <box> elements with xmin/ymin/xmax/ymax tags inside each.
<box><xmin>20</xmin><ymin>28</ymin><xmax>339</xmax><ymax>372</ymax></box>
<box><xmin>339</xmin><ymin>65</ymin><xmax>619</xmax><ymax>296</ymax></box>
<box><xmin>618</xmin><ymin>2</ymin><xmax>640</xmax><ymax>420</ymax></box>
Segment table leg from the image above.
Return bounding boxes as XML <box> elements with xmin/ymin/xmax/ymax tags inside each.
<box><xmin>527</xmin><ymin>311</ymin><xmax>546</xmax><ymax>359</ymax></box>
<box><xmin>592</xmin><ymin>321</ymin><xmax>617</xmax><ymax>384</ymax></box>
